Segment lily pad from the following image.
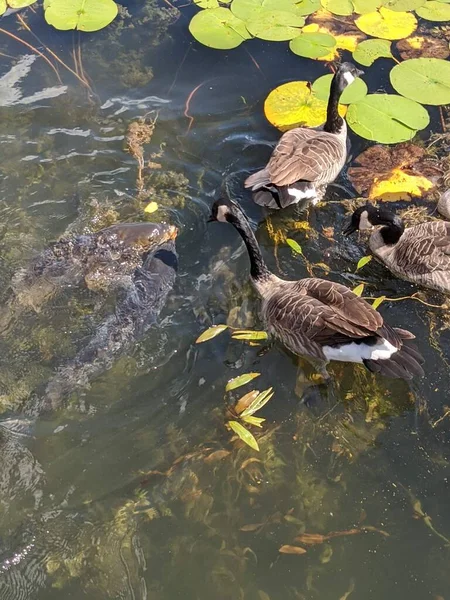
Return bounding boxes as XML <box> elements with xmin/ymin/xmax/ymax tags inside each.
<box><xmin>321</xmin><ymin>0</ymin><xmax>354</xmax><ymax>15</ymax></box>
<box><xmin>294</xmin><ymin>0</ymin><xmax>321</xmax><ymax>15</ymax></box>
<box><xmin>416</xmin><ymin>0</ymin><xmax>450</xmax><ymax>20</ymax></box>
<box><xmin>44</xmin><ymin>0</ymin><xmax>118</xmax><ymax>31</ymax></box>
<box><xmin>383</xmin><ymin>0</ymin><xmax>425</xmax><ymax>10</ymax></box>
<box><xmin>353</xmin><ymin>38</ymin><xmax>393</xmax><ymax>65</ymax></box>
<box><xmin>231</xmin><ymin>0</ymin><xmax>307</xmax><ymax>20</ymax></box>
<box><xmin>303</xmin><ymin>20</ymin><xmax>365</xmax><ymax>61</ymax></box>
<box><xmin>346</xmin><ymin>94</ymin><xmax>430</xmax><ymax>143</ymax></box>
<box><xmin>289</xmin><ymin>31</ymin><xmax>336</xmax><ymax>58</ymax></box>
<box><xmin>9</xmin><ymin>0</ymin><xmax>37</xmax><ymax>7</ymax></box>
<box><xmin>194</xmin><ymin>0</ymin><xmax>232</xmax><ymax>6</ymax></box>
<box><xmin>189</xmin><ymin>7</ymin><xmax>250</xmax><ymax>49</ymax></box>
<box><xmin>352</xmin><ymin>0</ymin><xmax>384</xmax><ymax>13</ymax></box>
<box><xmin>264</xmin><ymin>81</ymin><xmax>346</xmax><ymax>131</ymax></box>
<box><xmin>396</xmin><ymin>35</ymin><xmax>450</xmax><ymax>60</ymax></box>
<box><xmin>312</xmin><ymin>73</ymin><xmax>368</xmax><ymax>104</ymax></box>
<box><xmin>390</xmin><ymin>58</ymin><xmax>450</xmax><ymax>105</ymax></box>
<box><xmin>355</xmin><ymin>7</ymin><xmax>417</xmax><ymax>40</ymax></box>
<box><xmin>0</xmin><ymin>0</ymin><xmax>6</xmax><ymax>14</ymax></box>
<box><xmin>246</xmin><ymin>11</ymin><xmax>305</xmax><ymax>40</ymax></box>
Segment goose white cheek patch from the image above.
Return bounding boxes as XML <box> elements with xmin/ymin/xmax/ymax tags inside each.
<box><xmin>343</xmin><ymin>71</ymin><xmax>355</xmax><ymax>85</ymax></box>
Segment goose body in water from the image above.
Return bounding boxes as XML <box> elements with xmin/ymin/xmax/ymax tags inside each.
<box><xmin>244</xmin><ymin>63</ymin><xmax>364</xmax><ymax>209</ymax></box>
<box><xmin>209</xmin><ymin>198</ymin><xmax>424</xmax><ymax>379</ymax></box>
<box><xmin>344</xmin><ymin>204</ymin><xmax>450</xmax><ymax>294</ymax></box>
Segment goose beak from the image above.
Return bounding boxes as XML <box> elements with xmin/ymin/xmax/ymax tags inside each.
<box><xmin>356</xmin><ymin>68</ymin><xmax>364</xmax><ymax>78</ymax></box>
<box><xmin>343</xmin><ymin>222</ymin><xmax>357</xmax><ymax>236</ymax></box>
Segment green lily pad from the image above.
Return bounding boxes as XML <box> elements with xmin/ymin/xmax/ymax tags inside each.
<box><xmin>194</xmin><ymin>0</ymin><xmax>231</xmax><ymax>7</ymax></box>
<box><xmin>8</xmin><ymin>0</ymin><xmax>37</xmax><ymax>7</ymax></box>
<box><xmin>383</xmin><ymin>0</ymin><xmax>425</xmax><ymax>10</ymax></box>
<box><xmin>289</xmin><ymin>31</ymin><xmax>336</xmax><ymax>58</ymax></box>
<box><xmin>231</xmin><ymin>0</ymin><xmax>306</xmax><ymax>20</ymax></box>
<box><xmin>321</xmin><ymin>0</ymin><xmax>354</xmax><ymax>15</ymax></box>
<box><xmin>347</xmin><ymin>94</ymin><xmax>430</xmax><ymax>143</ymax></box>
<box><xmin>0</xmin><ymin>0</ymin><xmax>6</xmax><ymax>14</ymax></box>
<box><xmin>390</xmin><ymin>58</ymin><xmax>450</xmax><ymax>105</ymax></box>
<box><xmin>293</xmin><ymin>0</ymin><xmax>321</xmax><ymax>15</ymax></box>
<box><xmin>44</xmin><ymin>0</ymin><xmax>118</xmax><ymax>31</ymax></box>
<box><xmin>246</xmin><ymin>11</ymin><xmax>305</xmax><ymax>41</ymax></box>
<box><xmin>352</xmin><ymin>0</ymin><xmax>384</xmax><ymax>13</ymax></box>
<box><xmin>312</xmin><ymin>74</ymin><xmax>368</xmax><ymax>104</ymax></box>
<box><xmin>353</xmin><ymin>38</ymin><xmax>393</xmax><ymax>66</ymax></box>
<box><xmin>416</xmin><ymin>0</ymin><xmax>450</xmax><ymax>20</ymax></box>
<box><xmin>189</xmin><ymin>7</ymin><xmax>250</xmax><ymax>49</ymax></box>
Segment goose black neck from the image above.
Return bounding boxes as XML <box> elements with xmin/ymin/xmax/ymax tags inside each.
<box><xmin>379</xmin><ymin>217</ymin><xmax>405</xmax><ymax>245</ymax></box>
<box><xmin>228</xmin><ymin>211</ymin><xmax>271</xmax><ymax>282</ymax></box>
<box><xmin>324</xmin><ymin>76</ymin><xmax>344</xmax><ymax>134</ymax></box>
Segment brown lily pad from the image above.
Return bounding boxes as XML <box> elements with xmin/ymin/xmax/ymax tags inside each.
<box><xmin>396</xmin><ymin>35</ymin><xmax>450</xmax><ymax>60</ymax></box>
<box><xmin>348</xmin><ymin>143</ymin><xmax>440</xmax><ymax>201</ymax></box>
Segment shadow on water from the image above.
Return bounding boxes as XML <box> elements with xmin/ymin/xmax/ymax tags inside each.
<box><xmin>0</xmin><ymin>1</ymin><xmax>449</xmax><ymax>599</ymax></box>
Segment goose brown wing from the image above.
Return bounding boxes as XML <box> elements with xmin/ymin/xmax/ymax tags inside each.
<box><xmin>393</xmin><ymin>222</ymin><xmax>450</xmax><ymax>274</ymax></box>
<box><xmin>264</xmin><ymin>278</ymin><xmax>386</xmax><ymax>360</ymax></box>
<box><xmin>267</xmin><ymin>129</ymin><xmax>345</xmax><ymax>187</ymax></box>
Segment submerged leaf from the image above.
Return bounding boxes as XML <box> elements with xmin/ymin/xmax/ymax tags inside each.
<box><xmin>279</xmin><ymin>544</ymin><xmax>307</xmax><ymax>554</ymax></box>
<box><xmin>346</xmin><ymin>94</ymin><xmax>430</xmax><ymax>143</ymax></box>
<box><xmin>286</xmin><ymin>238</ymin><xmax>304</xmax><ymax>255</ymax></box>
<box><xmin>189</xmin><ymin>7</ymin><xmax>250</xmax><ymax>50</ymax></box>
<box><xmin>242</xmin><ymin>415</ymin><xmax>266</xmax><ymax>427</ymax></box>
<box><xmin>312</xmin><ymin>74</ymin><xmax>367</xmax><ymax>104</ymax></box>
<box><xmin>390</xmin><ymin>58</ymin><xmax>450</xmax><ymax>106</ymax></box>
<box><xmin>226</xmin><ymin>372</ymin><xmax>261</xmax><ymax>391</ymax></box>
<box><xmin>196</xmin><ymin>324</ymin><xmax>228</xmax><ymax>343</ymax></box>
<box><xmin>353</xmin><ymin>38</ymin><xmax>393</xmax><ymax>66</ymax></box>
<box><xmin>289</xmin><ymin>31</ymin><xmax>336</xmax><ymax>58</ymax></box>
<box><xmin>416</xmin><ymin>0</ymin><xmax>450</xmax><ymax>20</ymax></box>
<box><xmin>228</xmin><ymin>420</ymin><xmax>260</xmax><ymax>451</ymax></box>
<box><xmin>355</xmin><ymin>7</ymin><xmax>417</xmax><ymax>40</ymax></box>
<box><xmin>232</xmin><ymin>330</ymin><xmax>269</xmax><ymax>340</ymax></box>
<box><xmin>356</xmin><ymin>255</ymin><xmax>372</xmax><ymax>270</ymax></box>
<box><xmin>352</xmin><ymin>283</ymin><xmax>365</xmax><ymax>297</ymax></box>
<box><xmin>144</xmin><ymin>201</ymin><xmax>158</xmax><ymax>214</ymax></box>
<box><xmin>372</xmin><ymin>295</ymin><xmax>386</xmax><ymax>309</ymax></box>
<box><xmin>241</xmin><ymin>387</ymin><xmax>274</xmax><ymax>417</ymax></box>
<box><xmin>44</xmin><ymin>0</ymin><xmax>118</xmax><ymax>31</ymax></box>
<box><xmin>235</xmin><ymin>390</ymin><xmax>260</xmax><ymax>414</ymax></box>
<box><xmin>294</xmin><ymin>533</ymin><xmax>327</xmax><ymax>544</ymax></box>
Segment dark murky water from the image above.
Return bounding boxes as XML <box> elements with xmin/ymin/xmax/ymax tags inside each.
<box><xmin>0</xmin><ymin>2</ymin><xmax>449</xmax><ymax>599</ymax></box>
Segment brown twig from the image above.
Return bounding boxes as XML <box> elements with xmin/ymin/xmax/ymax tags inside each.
<box><xmin>184</xmin><ymin>81</ymin><xmax>207</xmax><ymax>135</ymax></box>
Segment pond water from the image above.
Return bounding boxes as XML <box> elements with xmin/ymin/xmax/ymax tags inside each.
<box><xmin>0</xmin><ymin>1</ymin><xmax>449</xmax><ymax>599</ymax></box>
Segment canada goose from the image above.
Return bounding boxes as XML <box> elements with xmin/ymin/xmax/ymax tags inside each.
<box><xmin>209</xmin><ymin>198</ymin><xmax>424</xmax><ymax>380</ymax></box>
<box><xmin>437</xmin><ymin>189</ymin><xmax>450</xmax><ymax>220</ymax></box>
<box><xmin>344</xmin><ymin>204</ymin><xmax>450</xmax><ymax>294</ymax></box>
<box><xmin>244</xmin><ymin>62</ymin><xmax>364</xmax><ymax>210</ymax></box>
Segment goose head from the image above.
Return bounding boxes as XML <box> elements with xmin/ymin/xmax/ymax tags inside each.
<box><xmin>208</xmin><ymin>197</ymin><xmax>243</xmax><ymax>225</ymax></box>
<box><xmin>334</xmin><ymin>62</ymin><xmax>364</xmax><ymax>93</ymax></box>
<box><xmin>344</xmin><ymin>204</ymin><xmax>404</xmax><ymax>239</ymax></box>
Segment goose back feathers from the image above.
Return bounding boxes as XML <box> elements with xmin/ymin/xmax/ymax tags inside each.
<box><xmin>210</xmin><ymin>198</ymin><xmax>424</xmax><ymax>380</ymax></box>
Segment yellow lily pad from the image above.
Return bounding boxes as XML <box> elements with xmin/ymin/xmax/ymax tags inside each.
<box><xmin>264</xmin><ymin>80</ymin><xmax>346</xmax><ymax>132</ymax></box>
<box><xmin>369</xmin><ymin>168</ymin><xmax>434</xmax><ymax>201</ymax></box>
<box><xmin>355</xmin><ymin>7</ymin><xmax>417</xmax><ymax>40</ymax></box>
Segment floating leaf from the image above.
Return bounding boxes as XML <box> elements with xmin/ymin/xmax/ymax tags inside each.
<box><xmin>355</xmin><ymin>7</ymin><xmax>417</xmax><ymax>40</ymax></box>
<box><xmin>294</xmin><ymin>0</ymin><xmax>321</xmax><ymax>15</ymax></box>
<box><xmin>0</xmin><ymin>0</ymin><xmax>6</xmax><ymax>13</ymax></box>
<box><xmin>390</xmin><ymin>58</ymin><xmax>450</xmax><ymax>106</ymax></box>
<box><xmin>346</xmin><ymin>94</ymin><xmax>430</xmax><ymax>144</ymax></box>
<box><xmin>303</xmin><ymin>21</ymin><xmax>364</xmax><ymax>61</ymax></box>
<box><xmin>44</xmin><ymin>0</ymin><xmax>118</xmax><ymax>31</ymax></box>
<box><xmin>196</xmin><ymin>324</ymin><xmax>228</xmax><ymax>343</ymax></box>
<box><xmin>144</xmin><ymin>201</ymin><xmax>158</xmax><ymax>214</ymax></box>
<box><xmin>264</xmin><ymin>81</ymin><xmax>345</xmax><ymax>131</ymax></box>
<box><xmin>383</xmin><ymin>0</ymin><xmax>425</xmax><ymax>9</ymax></box>
<box><xmin>242</xmin><ymin>415</ymin><xmax>266</xmax><ymax>427</ymax></box>
<box><xmin>279</xmin><ymin>545</ymin><xmax>307</xmax><ymax>554</ymax></box>
<box><xmin>228</xmin><ymin>420</ymin><xmax>260</xmax><ymax>451</ymax></box>
<box><xmin>356</xmin><ymin>255</ymin><xmax>372</xmax><ymax>270</ymax></box>
<box><xmin>352</xmin><ymin>283</ymin><xmax>365</xmax><ymax>297</ymax></box>
<box><xmin>372</xmin><ymin>295</ymin><xmax>386</xmax><ymax>309</ymax></box>
<box><xmin>348</xmin><ymin>143</ymin><xmax>438</xmax><ymax>200</ymax></box>
<box><xmin>286</xmin><ymin>238</ymin><xmax>304</xmax><ymax>255</ymax></box>
<box><xmin>189</xmin><ymin>7</ymin><xmax>250</xmax><ymax>50</ymax></box>
<box><xmin>353</xmin><ymin>38</ymin><xmax>393</xmax><ymax>66</ymax></box>
<box><xmin>312</xmin><ymin>74</ymin><xmax>368</xmax><ymax>104</ymax></box>
<box><xmin>231</xmin><ymin>0</ymin><xmax>309</xmax><ymax>20</ymax></box>
<box><xmin>289</xmin><ymin>31</ymin><xmax>336</xmax><ymax>58</ymax></box>
<box><xmin>241</xmin><ymin>387</ymin><xmax>274</xmax><ymax>417</ymax></box>
<box><xmin>369</xmin><ymin>168</ymin><xmax>434</xmax><ymax>200</ymax></box>
<box><xmin>226</xmin><ymin>372</ymin><xmax>261</xmax><ymax>391</ymax></box>
<box><xmin>9</xmin><ymin>0</ymin><xmax>37</xmax><ymax>7</ymax></box>
<box><xmin>352</xmin><ymin>0</ymin><xmax>384</xmax><ymax>13</ymax></box>
<box><xmin>235</xmin><ymin>390</ymin><xmax>260</xmax><ymax>414</ymax></box>
<box><xmin>396</xmin><ymin>36</ymin><xmax>450</xmax><ymax>60</ymax></box>
<box><xmin>195</xmin><ymin>0</ymin><xmax>232</xmax><ymax>6</ymax></box>
<box><xmin>232</xmin><ymin>330</ymin><xmax>269</xmax><ymax>340</ymax></box>
<box><xmin>416</xmin><ymin>0</ymin><xmax>450</xmax><ymax>20</ymax></box>
<box><xmin>321</xmin><ymin>0</ymin><xmax>353</xmax><ymax>15</ymax></box>
<box><xmin>246</xmin><ymin>11</ymin><xmax>305</xmax><ymax>41</ymax></box>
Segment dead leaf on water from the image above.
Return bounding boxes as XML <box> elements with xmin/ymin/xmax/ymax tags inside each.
<box><xmin>226</xmin><ymin>372</ymin><xmax>261</xmax><ymax>392</ymax></box>
<box><xmin>279</xmin><ymin>544</ymin><xmax>307</xmax><ymax>555</ymax></box>
<box><xmin>305</xmin><ymin>9</ymin><xmax>365</xmax><ymax>60</ymax></box>
<box><xmin>396</xmin><ymin>35</ymin><xmax>450</xmax><ymax>60</ymax></box>
<box><xmin>204</xmin><ymin>450</ymin><xmax>231</xmax><ymax>464</ymax></box>
<box><xmin>235</xmin><ymin>390</ymin><xmax>260</xmax><ymax>415</ymax></box>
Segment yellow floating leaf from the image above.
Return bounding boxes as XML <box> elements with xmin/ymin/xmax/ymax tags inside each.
<box><xmin>144</xmin><ymin>201</ymin><xmax>158</xmax><ymax>213</ymax></box>
<box><xmin>232</xmin><ymin>330</ymin><xmax>269</xmax><ymax>340</ymax></box>
<box><xmin>240</xmin><ymin>387</ymin><xmax>274</xmax><ymax>417</ymax></box>
<box><xmin>372</xmin><ymin>295</ymin><xmax>386</xmax><ymax>310</ymax></box>
<box><xmin>352</xmin><ymin>283</ymin><xmax>365</xmax><ymax>297</ymax></box>
<box><xmin>356</xmin><ymin>255</ymin><xmax>372</xmax><ymax>270</ymax></box>
<box><xmin>369</xmin><ymin>168</ymin><xmax>434</xmax><ymax>201</ymax></box>
<box><xmin>241</xmin><ymin>415</ymin><xmax>266</xmax><ymax>427</ymax></box>
<box><xmin>196</xmin><ymin>324</ymin><xmax>228</xmax><ymax>343</ymax></box>
<box><xmin>264</xmin><ymin>80</ymin><xmax>346</xmax><ymax>131</ymax></box>
<box><xmin>355</xmin><ymin>7</ymin><xmax>417</xmax><ymax>40</ymax></box>
<box><xmin>228</xmin><ymin>420</ymin><xmax>259</xmax><ymax>451</ymax></box>
<box><xmin>226</xmin><ymin>372</ymin><xmax>261</xmax><ymax>392</ymax></box>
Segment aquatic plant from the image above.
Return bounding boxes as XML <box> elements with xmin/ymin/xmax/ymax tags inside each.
<box><xmin>187</xmin><ymin>0</ymin><xmax>450</xmax><ymax>142</ymax></box>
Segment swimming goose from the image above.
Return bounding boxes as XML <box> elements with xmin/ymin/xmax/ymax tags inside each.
<box><xmin>244</xmin><ymin>62</ymin><xmax>364</xmax><ymax>210</ymax></box>
<box><xmin>209</xmin><ymin>198</ymin><xmax>424</xmax><ymax>380</ymax></box>
<box><xmin>344</xmin><ymin>204</ymin><xmax>450</xmax><ymax>294</ymax></box>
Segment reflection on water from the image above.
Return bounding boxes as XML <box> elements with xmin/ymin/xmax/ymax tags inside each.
<box><xmin>0</xmin><ymin>1</ymin><xmax>449</xmax><ymax>599</ymax></box>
